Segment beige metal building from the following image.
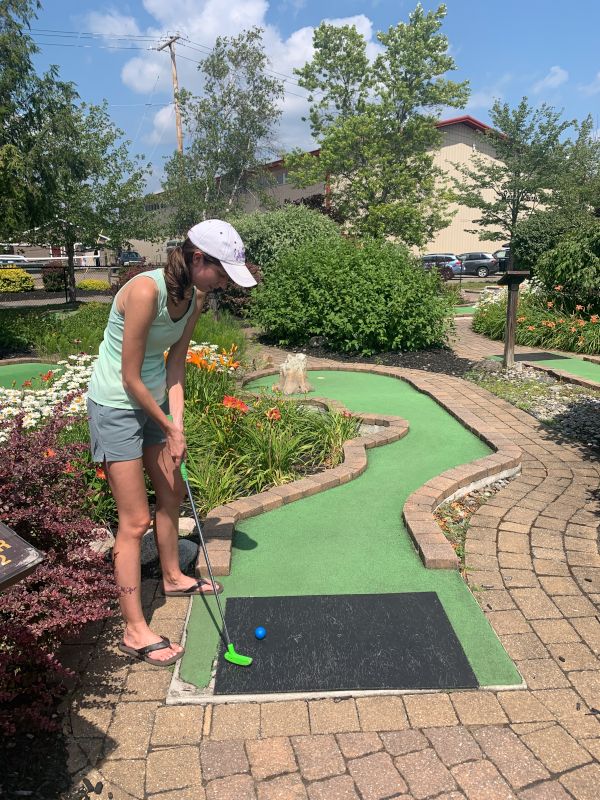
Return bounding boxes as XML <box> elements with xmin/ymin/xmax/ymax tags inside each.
<box><xmin>136</xmin><ymin>114</ymin><xmax>501</xmax><ymax>262</ymax></box>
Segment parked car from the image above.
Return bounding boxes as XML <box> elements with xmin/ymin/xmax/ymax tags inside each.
<box><xmin>117</xmin><ymin>250</ymin><xmax>144</xmax><ymax>268</ymax></box>
<box><xmin>0</xmin><ymin>254</ymin><xmax>28</xmax><ymax>266</ymax></box>
<box><xmin>420</xmin><ymin>253</ymin><xmax>462</xmax><ymax>281</ymax></box>
<box><xmin>457</xmin><ymin>252</ymin><xmax>499</xmax><ymax>278</ymax></box>
<box><xmin>493</xmin><ymin>247</ymin><xmax>511</xmax><ymax>272</ymax></box>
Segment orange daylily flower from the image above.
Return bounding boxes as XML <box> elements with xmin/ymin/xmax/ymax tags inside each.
<box><xmin>223</xmin><ymin>395</ymin><xmax>249</xmax><ymax>413</ymax></box>
<box><xmin>527</xmin><ymin>326</ymin><xmax>536</xmax><ymax>331</ymax></box>
<box><xmin>43</xmin><ymin>448</ymin><xmax>56</xmax><ymax>458</ymax></box>
<box><xmin>576</xmin><ymin>304</ymin><xmax>584</xmax><ymax>311</ymax></box>
<box><xmin>95</xmin><ymin>467</ymin><xmax>107</xmax><ymax>480</ymax></box>
<box><xmin>266</xmin><ymin>407</ymin><xmax>281</xmax><ymax>421</ymax></box>
<box><xmin>547</xmin><ymin>301</ymin><xmax>554</xmax><ymax>308</ymax></box>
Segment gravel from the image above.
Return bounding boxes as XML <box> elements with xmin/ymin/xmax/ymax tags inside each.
<box><xmin>468</xmin><ymin>362</ymin><xmax>600</xmax><ymax>454</ymax></box>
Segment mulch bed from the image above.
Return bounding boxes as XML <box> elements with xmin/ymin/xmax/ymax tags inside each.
<box><xmin>260</xmin><ymin>336</ymin><xmax>478</xmax><ymax>377</ymax></box>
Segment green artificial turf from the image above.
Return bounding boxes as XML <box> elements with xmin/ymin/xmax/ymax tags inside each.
<box><xmin>180</xmin><ymin>370</ymin><xmax>521</xmax><ymax>691</ymax></box>
<box><xmin>455</xmin><ymin>305</ymin><xmax>477</xmax><ymax>315</ymax></box>
<box><xmin>489</xmin><ymin>355</ymin><xmax>600</xmax><ymax>384</ymax></box>
<box><xmin>0</xmin><ymin>362</ymin><xmax>62</xmax><ymax>389</ymax></box>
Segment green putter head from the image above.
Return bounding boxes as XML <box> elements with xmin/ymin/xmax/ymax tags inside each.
<box><xmin>224</xmin><ymin>644</ymin><xmax>253</xmax><ymax>667</ymax></box>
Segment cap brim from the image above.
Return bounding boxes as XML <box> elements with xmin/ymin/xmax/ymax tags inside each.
<box><xmin>222</xmin><ymin>261</ymin><xmax>257</xmax><ymax>288</ymax></box>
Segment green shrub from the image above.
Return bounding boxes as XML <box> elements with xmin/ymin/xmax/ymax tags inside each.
<box><xmin>41</xmin><ymin>263</ymin><xmax>67</xmax><ymax>292</ymax></box>
<box><xmin>512</xmin><ymin>210</ymin><xmax>593</xmax><ymax>273</ymax></box>
<box><xmin>0</xmin><ymin>268</ymin><xmax>34</xmax><ymax>293</ymax></box>
<box><xmin>77</xmin><ymin>278</ymin><xmax>110</xmax><ymax>291</ymax></box>
<box><xmin>535</xmin><ymin>224</ymin><xmax>600</xmax><ymax>314</ymax></box>
<box><xmin>251</xmin><ymin>237</ymin><xmax>454</xmax><ymax>354</ymax></box>
<box><xmin>473</xmin><ymin>292</ymin><xmax>600</xmax><ymax>354</ymax></box>
<box><xmin>191</xmin><ymin>310</ymin><xmax>247</xmax><ymax>360</ymax></box>
<box><xmin>228</xmin><ymin>205</ymin><xmax>342</xmax><ymax>274</ymax></box>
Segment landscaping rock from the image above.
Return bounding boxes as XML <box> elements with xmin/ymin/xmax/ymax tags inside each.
<box><xmin>141</xmin><ymin>531</ymin><xmax>198</xmax><ymax>571</ymax></box>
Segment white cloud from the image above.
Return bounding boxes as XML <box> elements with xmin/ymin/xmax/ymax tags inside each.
<box><xmin>579</xmin><ymin>71</ymin><xmax>600</xmax><ymax>96</ymax></box>
<box><xmin>85</xmin><ymin>0</ymin><xmax>383</xmax><ymax>161</ymax></box>
<box><xmin>532</xmin><ymin>65</ymin><xmax>568</xmax><ymax>94</ymax></box>
<box><xmin>87</xmin><ymin>10</ymin><xmax>142</xmax><ymax>37</ymax></box>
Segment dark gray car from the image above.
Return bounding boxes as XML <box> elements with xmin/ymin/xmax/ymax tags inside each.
<box><xmin>457</xmin><ymin>252</ymin><xmax>499</xmax><ymax>278</ymax></box>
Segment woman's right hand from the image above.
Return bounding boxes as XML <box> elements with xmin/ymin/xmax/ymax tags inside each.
<box><xmin>165</xmin><ymin>424</ymin><xmax>187</xmax><ymax>467</ymax></box>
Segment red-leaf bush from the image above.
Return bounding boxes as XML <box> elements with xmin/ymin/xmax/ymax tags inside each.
<box><xmin>0</xmin><ymin>400</ymin><xmax>117</xmax><ymax>734</ymax></box>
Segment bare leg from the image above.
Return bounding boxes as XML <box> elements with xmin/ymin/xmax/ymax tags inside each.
<box><xmin>105</xmin><ymin>458</ymin><xmax>182</xmax><ymax>661</ymax></box>
<box><xmin>143</xmin><ymin>443</ymin><xmax>200</xmax><ymax>592</ymax></box>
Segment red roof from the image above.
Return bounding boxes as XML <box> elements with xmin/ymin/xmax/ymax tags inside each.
<box><xmin>435</xmin><ymin>115</ymin><xmax>491</xmax><ymax>133</ymax></box>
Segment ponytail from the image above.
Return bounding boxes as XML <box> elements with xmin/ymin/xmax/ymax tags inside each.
<box><xmin>164</xmin><ymin>238</ymin><xmax>196</xmax><ymax>304</ymax></box>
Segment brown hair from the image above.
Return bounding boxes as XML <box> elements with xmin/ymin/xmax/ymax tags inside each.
<box><xmin>164</xmin><ymin>238</ymin><xmax>197</xmax><ymax>304</ymax></box>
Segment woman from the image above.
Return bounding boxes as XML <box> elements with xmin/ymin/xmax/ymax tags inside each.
<box><xmin>87</xmin><ymin>220</ymin><xmax>256</xmax><ymax>667</ymax></box>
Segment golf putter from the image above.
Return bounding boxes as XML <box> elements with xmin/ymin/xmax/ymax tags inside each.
<box><xmin>179</xmin><ymin>459</ymin><xmax>252</xmax><ymax>667</ymax></box>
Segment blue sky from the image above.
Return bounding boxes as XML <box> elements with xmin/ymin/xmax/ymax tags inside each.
<box><xmin>31</xmin><ymin>1</ymin><xmax>600</xmax><ymax>191</ymax></box>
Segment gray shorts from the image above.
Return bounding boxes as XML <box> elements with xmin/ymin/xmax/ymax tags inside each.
<box><xmin>87</xmin><ymin>397</ymin><xmax>169</xmax><ymax>463</ymax></box>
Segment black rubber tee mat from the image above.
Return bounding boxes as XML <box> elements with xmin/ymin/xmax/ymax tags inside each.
<box><xmin>214</xmin><ymin>593</ymin><xmax>478</xmax><ymax>695</ymax></box>
<box><xmin>514</xmin><ymin>352</ymin><xmax>568</xmax><ymax>361</ymax></box>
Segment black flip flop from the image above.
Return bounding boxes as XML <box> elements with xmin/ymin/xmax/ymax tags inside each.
<box><xmin>163</xmin><ymin>578</ymin><xmax>223</xmax><ymax>597</ymax></box>
<box><xmin>118</xmin><ymin>636</ymin><xmax>184</xmax><ymax>666</ymax></box>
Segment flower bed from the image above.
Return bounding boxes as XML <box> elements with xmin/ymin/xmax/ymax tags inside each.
<box><xmin>473</xmin><ymin>284</ymin><xmax>600</xmax><ymax>354</ymax></box>
<box><xmin>0</xmin><ymin>354</ymin><xmax>93</xmax><ymax>440</ymax></box>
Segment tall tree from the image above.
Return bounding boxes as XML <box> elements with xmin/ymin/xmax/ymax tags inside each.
<box><xmin>287</xmin><ymin>4</ymin><xmax>469</xmax><ymax>245</ymax></box>
<box><xmin>162</xmin><ymin>27</ymin><xmax>284</xmax><ymax>235</ymax></box>
<box><xmin>29</xmin><ymin>101</ymin><xmax>151</xmax><ymax>302</ymax></box>
<box><xmin>452</xmin><ymin>98</ymin><xmax>574</xmax><ymax>244</ymax></box>
<box><xmin>0</xmin><ymin>0</ymin><xmax>43</xmax><ymax>238</ymax></box>
<box><xmin>294</xmin><ymin>22</ymin><xmax>371</xmax><ymax>139</ymax></box>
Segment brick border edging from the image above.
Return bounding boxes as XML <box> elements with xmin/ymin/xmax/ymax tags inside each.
<box><xmin>520</xmin><ymin>360</ymin><xmax>600</xmax><ymax>391</ymax></box>
<box><xmin>0</xmin><ymin>356</ymin><xmax>60</xmax><ymax>366</ymax></box>
<box><xmin>195</xmin><ymin>385</ymin><xmax>409</xmax><ymax>577</ymax></box>
<box><xmin>196</xmin><ymin>364</ymin><xmax>522</xmax><ymax>575</ymax></box>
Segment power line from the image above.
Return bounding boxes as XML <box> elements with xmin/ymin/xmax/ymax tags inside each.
<box><xmin>30</xmin><ymin>26</ymin><xmax>318</xmax><ymax>98</ymax></box>
<box><xmin>32</xmin><ymin>39</ymin><xmax>152</xmax><ymax>51</ymax></box>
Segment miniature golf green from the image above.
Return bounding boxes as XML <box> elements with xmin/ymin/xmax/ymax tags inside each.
<box><xmin>180</xmin><ymin>370</ymin><xmax>521</xmax><ymax>690</ymax></box>
<box><xmin>0</xmin><ymin>362</ymin><xmax>62</xmax><ymax>389</ymax></box>
<box><xmin>489</xmin><ymin>354</ymin><xmax>600</xmax><ymax>384</ymax></box>
<box><xmin>455</xmin><ymin>305</ymin><xmax>477</xmax><ymax>315</ymax></box>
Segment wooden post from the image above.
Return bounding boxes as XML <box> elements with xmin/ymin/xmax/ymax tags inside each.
<box><xmin>497</xmin><ymin>271</ymin><xmax>530</xmax><ymax>369</ymax></box>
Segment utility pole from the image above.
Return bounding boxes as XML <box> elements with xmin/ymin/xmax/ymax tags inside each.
<box><xmin>157</xmin><ymin>35</ymin><xmax>184</xmax><ymax>153</ymax></box>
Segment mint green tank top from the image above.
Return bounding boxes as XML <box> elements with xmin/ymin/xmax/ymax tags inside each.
<box><xmin>87</xmin><ymin>268</ymin><xmax>196</xmax><ymax>409</ymax></box>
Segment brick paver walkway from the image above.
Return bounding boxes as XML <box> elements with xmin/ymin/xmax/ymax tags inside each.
<box><xmin>62</xmin><ymin>323</ymin><xmax>599</xmax><ymax>800</ymax></box>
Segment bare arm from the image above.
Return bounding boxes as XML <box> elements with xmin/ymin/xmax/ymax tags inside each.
<box><xmin>165</xmin><ymin>291</ymin><xmax>206</xmax><ymax>430</ymax></box>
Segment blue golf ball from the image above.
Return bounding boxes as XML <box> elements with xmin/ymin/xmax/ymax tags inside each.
<box><xmin>254</xmin><ymin>626</ymin><xmax>267</xmax><ymax>640</ymax></box>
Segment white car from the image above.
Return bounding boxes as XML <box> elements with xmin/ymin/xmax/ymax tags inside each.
<box><xmin>0</xmin><ymin>254</ymin><xmax>28</xmax><ymax>265</ymax></box>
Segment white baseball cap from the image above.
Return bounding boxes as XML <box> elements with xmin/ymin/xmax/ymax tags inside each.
<box><xmin>187</xmin><ymin>219</ymin><xmax>256</xmax><ymax>288</ymax></box>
